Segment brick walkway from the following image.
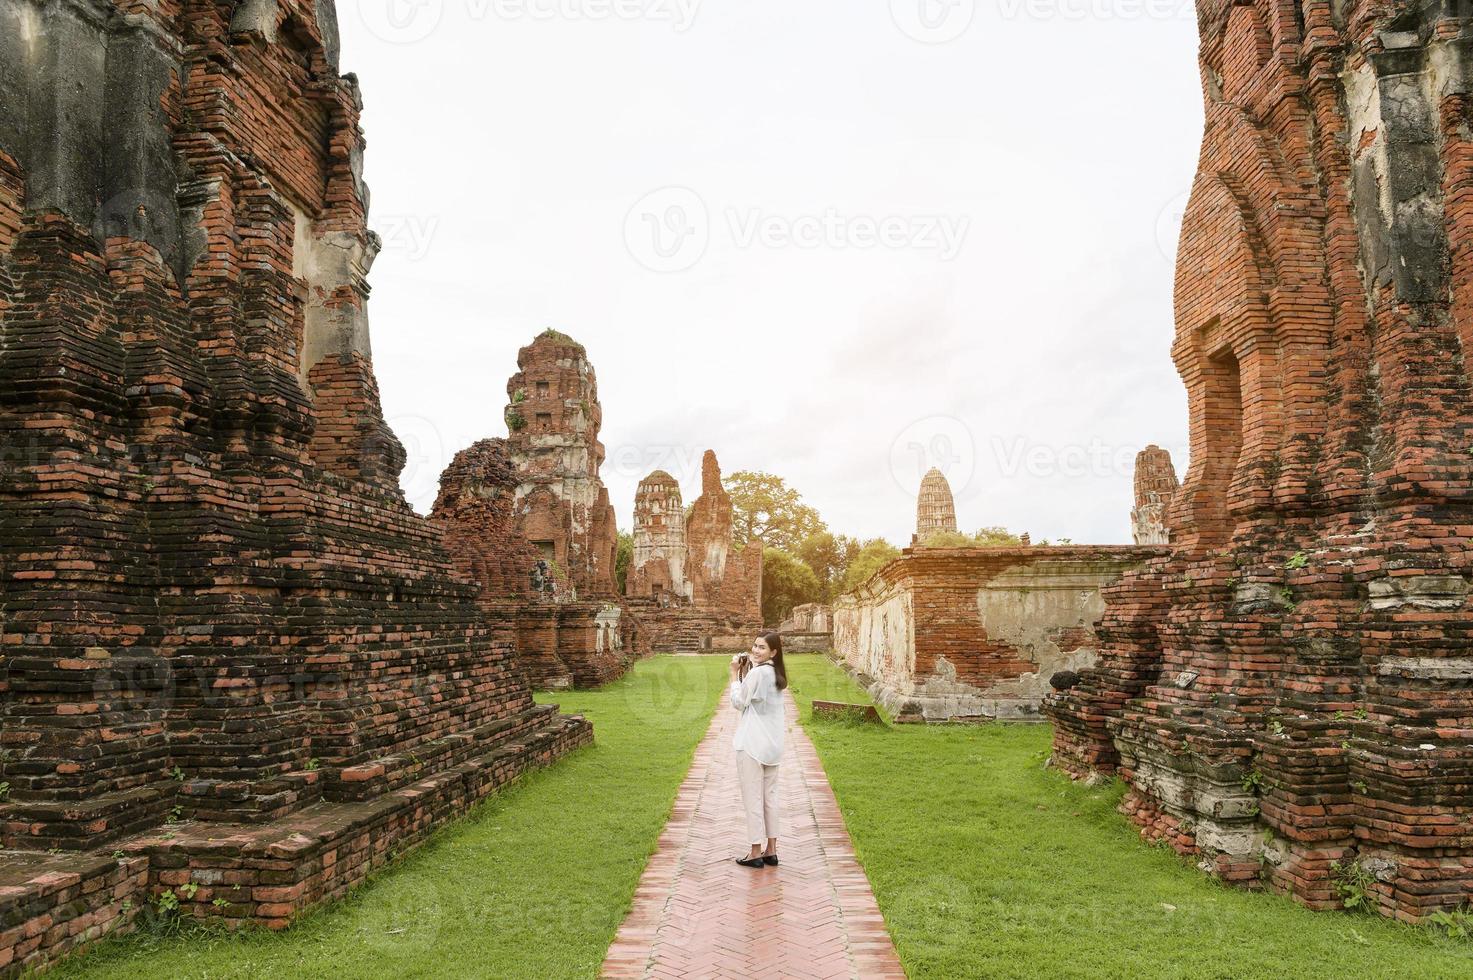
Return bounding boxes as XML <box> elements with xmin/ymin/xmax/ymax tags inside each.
<box><xmin>602</xmin><ymin>690</ymin><xmax>905</xmax><ymax>979</ymax></box>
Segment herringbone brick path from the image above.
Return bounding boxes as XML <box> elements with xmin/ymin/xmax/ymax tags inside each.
<box><xmin>602</xmin><ymin>690</ymin><xmax>905</xmax><ymax>979</ymax></box>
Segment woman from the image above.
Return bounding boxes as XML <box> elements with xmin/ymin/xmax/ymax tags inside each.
<box><xmin>728</xmin><ymin>631</ymin><xmax>787</xmax><ymax>869</ymax></box>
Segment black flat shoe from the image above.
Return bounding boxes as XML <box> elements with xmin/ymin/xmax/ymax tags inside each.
<box><xmin>762</xmin><ymin>855</ymin><xmax>779</xmax><ymax>866</ymax></box>
<box><xmin>735</xmin><ymin>855</ymin><xmax>766</xmax><ymax>868</ymax></box>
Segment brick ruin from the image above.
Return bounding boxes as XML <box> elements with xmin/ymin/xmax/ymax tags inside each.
<box><xmin>428</xmin><ymin>332</ymin><xmax>636</xmax><ymax>689</ymax></box>
<box><xmin>1130</xmin><ymin>445</ymin><xmax>1179</xmax><ymax>546</ymax></box>
<box><xmin>686</xmin><ymin>452</ymin><xmax>763</xmax><ymax>621</ymax></box>
<box><xmin>504</xmin><ymin>331</ymin><xmax>619</xmax><ymax>598</ymax></box>
<box><xmin>834</xmin><ymin>546</ymin><xmax>1160</xmax><ymax>722</ymax></box>
<box><xmin>625</xmin><ymin>470</ymin><xmax>688</xmax><ymax>601</ymax></box>
<box><xmin>429</xmin><ymin>438</ymin><xmax>630</xmax><ymax>689</ymax></box>
<box><xmin>0</xmin><ymin>0</ymin><xmax>590</xmax><ymax>971</ymax></box>
<box><xmin>913</xmin><ymin>467</ymin><xmax>958</xmax><ymax>543</ymax></box>
<box><xmin>778</xmin><ymin>603</ymin><xmax>834</xmax><ymax>652</ymax></box>
<box><xmin>1047</xmin><ymin>1</ymin><xmax>1473</xmax><ymax>922</ymax></box>
<box><xmin>624</xmin><ymin>451</ymin><xmax>763</xmax><ymax>651</ymax></box>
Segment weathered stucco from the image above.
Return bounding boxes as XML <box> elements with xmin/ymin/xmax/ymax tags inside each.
<box><xmin>833</xmin><ymin>547</ymin><xmax>1159</xmax><ymax>722</ymax></box>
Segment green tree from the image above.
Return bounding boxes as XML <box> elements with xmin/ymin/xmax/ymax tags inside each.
<box><xmin>973</xmin><ymin>526</ymin><xmax>1025</xmax><ymax>547</ymax></box>
<box><xmin>797</xmin><ymin>531</ymin><xmax>861</xmax><ymax>603</ymax></box>
<box><xmin>615</xmin><ymin>530</ymin><xmax>634</xmax><ymax>593</ymax></box>
<box><xmin>726</xmin><ymin>471</ymin><xmax>826</xmax><ymax>553</ymax></box>
<box><xmin>916</xmin><ymin>526</ymin><xmax>1024</xmax><ymax>549</ymax></box>
<box><xmin>836</xmin><ymin>538</ymin><xmax>901</xmax><ymax>596</ymax></box>
<box><xmin>762</xmin><ymin>547</ymin><xmax>822</xmax><ymax>627</ymax></box>
<box><xmin>916</xmin><ymin>531</ymin><xmax>973</xmax><ymax>548</ymax></box>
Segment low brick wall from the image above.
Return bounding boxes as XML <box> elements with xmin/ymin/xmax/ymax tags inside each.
<box><xmin>780</xmin><ymin>632</ymin><xmax>832</xmax><ymax>653</ymax></box>
<box><xmin>0</xmin><ymin>853</ymin><xmax>146</xmax><ymax>977</ymax></box>
<box><xmin>0</xmin><ymin>709</ymin><xmax>590</xmax><ymax>977</ymax></box>
<box><xmin>833</xmin><ymin>546</ymin><xmax>1162</xmax><ymax>722</ymax></box>
<box><xmin>624</xmin><ymin>600</ymin><xmax>760</xmax><ymax>654</ymax></box>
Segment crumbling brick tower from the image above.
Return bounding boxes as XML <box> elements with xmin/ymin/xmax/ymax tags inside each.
<box><xmin>1130</xmin><ymin>446</ymin><xmax>1179</xmax><ymax>545</ymax></box>
<box><xmin>500</xmin><ymin>330</ymin><xmax>632</xmax><ymax>683</ymax></box>
<box><xmin>685</xmin><ymin>450</ymin><xmax>763</xmax><ymax>624</ymax></box>
<box><xmin>0</xmin><ymin>0</ymin><xmax>589</xmax><ymax>961</ymax></box>
<box><xmin>1048</xmin><ymin>1</ymin><xmax>1473</xmax><ymax>922</ymax></box>
<box><xmin>620</xmin><ymin>455</ymin><xmax>761</xmax><ymax>650</ymax></box>
<box><xmin>430</xmin><ymin>439</ymin><xmax>580</xmax><ymax>689</ymax></box>
<box><xmin>915</xmin><ymin>467</ymin><xmax>959</xmax><ymax>540</ymax></box>
<box><xmin>626</xmin><ymin>469</ymin><xmax>689</xmax><ymax>601</ymax></box>
<box><xmin>505</xmin><ymin>330</ymin><xmax>619</xmax><ymax>596</ymax></box>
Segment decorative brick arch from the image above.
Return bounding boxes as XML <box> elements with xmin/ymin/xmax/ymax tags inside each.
<box><xmin>1169</xmin><ymin>81</ymin><xmax>1334</xmax><ymax>548</ymax></box>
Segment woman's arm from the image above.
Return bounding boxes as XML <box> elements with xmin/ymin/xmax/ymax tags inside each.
<box><xmin>728</xmin><ymin>666</ymin><xmax>764</xmax><ymax>710</ymax></box>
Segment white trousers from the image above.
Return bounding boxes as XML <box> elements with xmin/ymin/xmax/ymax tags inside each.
<box><xmin>735</xmin><ymin>749</ymin><xmax>780</xmax><ymax>845</ymax></box>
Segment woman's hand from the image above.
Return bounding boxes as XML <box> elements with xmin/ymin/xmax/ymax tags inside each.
<box><xmin>729</xmin><ymin>655</ymin><xmax>742</xmax><ymax>679</ymax></box>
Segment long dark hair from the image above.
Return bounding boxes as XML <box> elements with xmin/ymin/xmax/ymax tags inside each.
<box><xmin>760</xmin><ymin>631</ymin><xmax>787</xmax><ymax>691</ymax></box>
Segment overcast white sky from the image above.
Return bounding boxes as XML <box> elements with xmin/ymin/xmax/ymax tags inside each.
<box><xmin>343</xmin><ymin>0</ymin><xmax>1202</xmax><ymax>546</ymax></box>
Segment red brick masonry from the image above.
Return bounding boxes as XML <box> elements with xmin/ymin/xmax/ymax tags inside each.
<box><xmin>0</xmin><ymin>0</ymin><xmax>591</xmax><ymax>971</ymax></box>
<box><xmin>1047</xmin><ymin>3</ymin><xmax>1473</xmax><ymax>922</ymax></box>
<box><xmin>835</xmin><ymin>547</ymin><xmax>1161</xmax><ymax>722</ymax></box>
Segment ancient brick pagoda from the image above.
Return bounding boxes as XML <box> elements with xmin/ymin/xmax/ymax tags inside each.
<box><xmin>626</xmin><ymin>470</ymin><xmax>689</xmax><ymax>601</ymax></box>
<box><xmin>624</xmin><ymin>451</ymin><xmax>763</xmax><ymax>650</ymax></box>
<box><xmin>504</xmin><ymin>330</ymin><xmax>620</xmax><ymax>598</ymax></box>
<box><xmin>913</xmin><ymin>467</ymin><xmax>958</xmax><ymax>542</ymax></box>
<box><xmin>1130</xmin><ymin>446</ymin><xmax>1179</xmax><ymax>546</ymax></box>
<box><xmin>1048</xmin><ymin>2</ymin><xmax>1473</xmax><ymax>922</ymax></box>
<box><xmin>0</xmin><ymin>0</ymin><xmax>589</xmax><ymax>970</ymax></box>
<box><xmin>430</xmin><ymin>333</ymin><xmax>636</xmax><ymax>688</ymax></box>
<box><xmin>685</xmin><ymin>451</ymin><xmax>763</xmax><ymax>621</ymax></box>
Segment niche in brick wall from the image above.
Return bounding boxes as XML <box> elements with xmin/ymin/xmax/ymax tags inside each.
<box><xmin>290</xmin><ymin>202</ymin><xmax>376</xmax><ymax>387</ymax></box>
<box><xmin>1200</xmin><ymin>341</ymin><xmax>1244</xmax><ymax>546</ymax></box>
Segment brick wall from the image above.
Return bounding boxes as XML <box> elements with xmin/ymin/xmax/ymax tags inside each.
<box><xmin>0</xmin><ymin>0</ymin><xmax>589</xmax><ymax>970</ymax></box>
<box><xmin>834</xmin><ymin>547</ymin><xmax>1159</xmax><ymax>721</ymax></box>
<box><xmin>1046</xmin><ymin>2</ymin><xmax>1473</xmax><ymax>923</ymax></box>
<box><xmin>624</xmin><ymin>450</ymin><xmax>762</xmax><ymax>650</ymax></box>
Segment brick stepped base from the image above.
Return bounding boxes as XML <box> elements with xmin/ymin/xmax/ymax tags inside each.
<box><xmin>623</xmin><ymin>600</ymin><xmax>759</xmax><ymax>654</ymax></box>
<box><xmin>0</xmin><ymin>851</ymin><xmax>146</xmax><ymax>977</ymax></box>
<box><xmin>330</xmin><ymin>704</ymin><xmax>558</xmax><ymax>801</ymax></box>
<box><xmin>3</xmin><ymin>786</ymin><xmax>179</xmax><ymax>853</ymax></box>
<box><xmin>0</xmin><ymin>710</ymin><xmax>591</xmax><ymax>978</ymax></box>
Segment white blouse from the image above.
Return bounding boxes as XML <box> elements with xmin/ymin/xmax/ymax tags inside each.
<box><xmin>729</xmin><ymin>662</ymin><xmax>784</xmax><ymax>766</ymax></box>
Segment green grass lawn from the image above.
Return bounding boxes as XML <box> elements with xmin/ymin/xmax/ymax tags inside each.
<box><xmin>786</xmin><ymin>654</ymin><xmax>1473</xmax><ymax>980</ymax></box>
<box><xmin>48</xmin><ymin>653</ymin><xmax>1473</xmax><ymax>979</ymax></box>
<box><xmin>56</xmin><ymin>655</ymin><xmax>731</xmax><ymax>980</ymax></box>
